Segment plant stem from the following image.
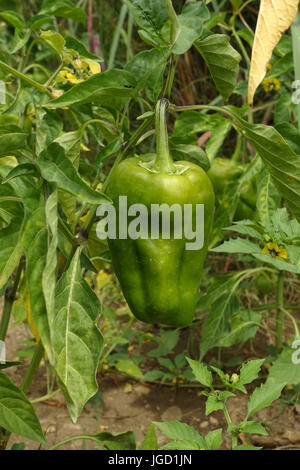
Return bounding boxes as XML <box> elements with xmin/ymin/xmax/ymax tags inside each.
<box><xmin>21</xmin><ymin>341</ymin><xmax>44</xmax><ymax>394</ymax></box>
<box><xmin>30</xmin><ymin>389</ymin><xmax>60</xmax><ymax>404</ymax></box>
<box><xmin>107</xmin><ymin>4</ymin><xmax>128</xmax><ymax>69</ymax></box>
<box><xmin>45</xmin><ymin>63</ymin><xmax>63</xmax><ymax>87</ymax></box>
<box><xmin>48</xmin><ymin>434</ymin><xmax>103</xmax><ymax>450</ymax></box>
<box><xmin>223</xmin><ymin>403</ymin><xmax>238</xmax><ymax>448</ymax></box>
<box><xmin>154</xmin><ymin>99</ymin><xmax>175</xmax><ymax>173</ymax></box>
<box><xmin>163</xmin><ymin>0</ymin><xmax>180</xmax><ymax>44</ymax></box>
<box><xmin>0</xmin><ymin>260</ymin><xmax>24</xmax><ymax>341</ymax></box>
<box><xmin>275</xmin><ymin>271</ymin><xmax>284</xmax><ymax>352</ymax></box>
<box><xmin>163</xmin><ymin>0</ymin><xmax>179</xmax><ymax>97</ymax></box>
<box><xmin>126</xmin><ymin>12</ymin><xmax>134</xmax><ymax>62</ymax></box>
<box><xmin>232</xmin><ymin>134</ymin><xmax>242</xmax><ymax>163</ymax></box>
<box><xmin>81</xmin><ymin>118</ymin><xmax>117</xmax><ymax>135</ymax></box>
<box><xmin>0</xmin><ymin>59</ymin><xmax>51</xmax><ymax>96</ymax></box>
<box><xmin>280</xmin><ymin>307</ymin><xmax>300</xmax><ymax>340</ymax></box>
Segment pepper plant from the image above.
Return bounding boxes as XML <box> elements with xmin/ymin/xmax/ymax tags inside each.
<box><xmin>0</xmin><ymin>0</ymin><xmax>299</xmax><ymax>451</ymax></box>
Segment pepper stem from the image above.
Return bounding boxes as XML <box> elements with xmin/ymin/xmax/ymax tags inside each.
<box><xmin>154</xmin><ymin>98</ymin><xmax>175</xmax><ymax>173</ymax></box>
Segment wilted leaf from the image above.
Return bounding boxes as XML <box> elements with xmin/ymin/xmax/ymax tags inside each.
<box><xmin>248</xmin><ymin>0</ymin><xmax>298</xmax><ymax>105</ymax></box>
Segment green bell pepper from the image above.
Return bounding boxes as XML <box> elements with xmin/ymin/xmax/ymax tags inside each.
<box><xmin>207</xmin><ymin>158</ymin><xmax>257</xmax><ymax>220</ymax></box>
<box><xmin>105</xmin><ymin>99</ymin><xmax>215</xmax><ymax>327</ymax></box>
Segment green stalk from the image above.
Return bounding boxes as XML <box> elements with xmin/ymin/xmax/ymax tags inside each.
<box><xmin>48</xmin><ymin>434</ymin><xmax>104</xmax><ymax>450</ymax></box>
<box><xmin>0</xmin><ymin>60</ymin><xmax>51</xmax><ymax>96</ymax></box>
<box><xmin>232</xmin><ymin>134</ymin><xmax>242</xmax><ymax>163</ymax></box>
<box><xmin>154</xmin><ymin>99</ymin><xmax>175</xmax><ymax>173</ymax></box>
<box><xmin>223</xmin><ymin>403</ymin><xmax>237</xmax><ymax>449</ymax></box>
<box><xmin>275</xmin><ymin>271</ymin><xmax>284</xmax><ymax>352</ymax></box>
<box><xmin>163</xmin><ymin>0</ymin><xmax>180</xmax><ymax>44</ymax></box>
<box><xmin>126</xmin><ymin>12</ymin><xmax>134</xmax><ymax>62</ymax></box>
<box><xmin>291</xmin><ymin>12</ymin><xmax>300</xmax><ymax>131</ymax></box>
<box><xmin>163</xmin><ymin>0</ymin><xmax>179</xmax><ymax>97</ymax></box>
<box><xmin>0</xmin><ymin>260</ymin><xmax>24</xmax><ymax>341</ymax></box>
<box><xmin>107</xmin><ymin>5</ymin><xmax>128</xmax><ymax>70</ymax></box>
<box><xmin>21</xmin><ymin>341</ymin><xmax>44</xmax><ymax>393</ymax></box>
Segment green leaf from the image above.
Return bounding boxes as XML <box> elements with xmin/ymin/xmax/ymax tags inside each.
<box><xmin>125</xmin><ymin>48</ymin><xmax>167</xmax><ymax>102</ymax></box>
<box><xmin>40</xmin><ymin>30</ymin><xmax>66</xmax><ymax>56</ymax></box>
<box><xmin>226</xmin><ymin>108</ymin><xmax>300</xmax><ymax>223</ymax></box>
<box><xmin>186</xmin><ymin>357</ymin><xmax>212</xmax><ymax>388</ymax></box>
<box><xmin>0</xmin><ymin>372</ymin><xmax>46</xmax><ymax>444</ymax></box>
<box><xmin>0</xmin><ymin>131</ymin><xmax>27</xmax><ymax>155</ymax></box>
<box><xmin>21</xmin><ymin>186</ymin><xmax>52</xmax><ymax>360</ymax></box>
<box><xmin>215</xmin><ymin>310</ymin><xmax>261</xmax><ymax>349</ymax></box>
<box><xmin>211</xmin><ymin>238</ymin><xmax>260</xmax><ymax>254</ymax></box>
<box><xmin>253</xmin><ymin>253</ymin><xmax>299</xmax><ymax>274</ymax></box>
<box><xmin>91</xmin><ymin>430</ymin><xmax>136</xmax><ymax>450</ymax></box>
<box><xmin>172</xmin><ymin>2</ymin><xmax>210</xmax><ymax>55</ymax></box>
<box><xmin>172</xmin><ymin>111</ymin><xmax>232</xmax><ymax>161</ymax></box>
<box><xmin>46</xmin><ymin>69</ymin><xmax>137</xmax><ymax>110</ymax></box>
<box><xmin>199</xmin><ymin>272</ymin><xmax>242</xmax><ymax>311</ymax></box>
<box><xmin>274</xmin><ymin>94</ymin><xmax>291</xmax><ymax>126</ymax></box>
<box><xmin>205</xmin><ymin>395</ymin><xmax>225</xmax><ymax>415</ymax></box>
<box><xmin>195</xmin><ymin>35</ymin><xmax>241</xmax><ymax>100</ymax></box>
<box><xmin>0</xmin><ymin>361</ymin><xmax>22</xmax><ymax>370</ymax></box>
<box><xmin>41</xmin><ymin>0</ymin><xmax>87</xmax><ymax>23</ymax></box>
<box><xmin>256</xmin><ymin>167</ymin><xmax>281</xmax><ymax>224</ymax></box>
<box><xmin>162</xmin><ymin>440</ymin><xmax>203</xmax><ymax>450</ymax></box>
<box><xmin>11</xmin><ymin>29</ymin><xmax>31</xmax><ymax>54</ymax></box>
<box><xmin>233</xmin><ymin>444</ymin><xmax>262</xmax><ymax>450</ymax></box>
<box><xmin>223</xmin><ymin>221</ymin><xmax>264</xmax><ymax>241</ymax></box>
<box><xmin>140</xmin><ymin>423</ymin><xmax>158</xmax><ymax>450</ymax></box>
<box><xmin>205</xmin><ymin>428</ymin><xmax>223</xmax><ymax>450</ymax></box>
<box><xmin>36</xmin><ymin>143</ymin><xmax>111</xmax><ymax>205</ymax></box>
<box><xmin>123</xmin><ymin>0</ymin><xmax>168</xmax><ymax>37</ymax></box>
<box><xmin>54</xmin><ymin>249</ymin><xmax>103</xmax><ymax>422</ymax></box>
<box><xmin>35</xmin><ymin>108</ymin><xmax>63</xmax><ymax>155</ymax></box>
<box><xmin>267</xmin><ymin>346</ymin><xmax>300</xmax><ymax>386</ymax></box>
<box><xmin>28</xmin><ymin>14</ymin><xmax>53</xmax><ymax>31</ymax></box>
<box><xmin>241</xmin><ymin>421</ymin><xmax>268</xmax><ymax>436</ymax></box>
<box><xmin>247</xmin><ymin>381</ymin><xmax>284</xmax><ymax>418</ymax></box>
<box><xmin>148</xmin><ymin>329</ymin><xmax>179</xmax><ymax>357</ymax></box>
<box><xmin>0</xmin><ymin>209</ymin><xmax>23</xmax><ymax>290</ymax></box>
<box><xmin>275</xmin><ymin>123</ymin><xmax>300</xmax><ymax>154</ymax></box>
<box><xmin>154</xmin><ymin>420</ymin><xmax>206</xmax><ymax>449</ymax></box>
<box><xmin>158</xmin><ymin>357</ymin><xmax>175</xmax><ymax>371</ymax></box>
<box><xmin>115</xmin><ymin>360</ymin><xmax>144</xmax><ymax>380</ymax></box>
<box><xmin>144</xmin><ymin>370</ymin><xmax>164</xmax><ymax>381</ymax></box>
<box><xmin>239</xmin><ymin>359</ymin><xmax>265</xmax><ymax>385</ymax></box>
<box><xmin>65</xmin><ymin>36</ymin><xmax>102</xmax><ymax>61</ymax></box>
<box><xmin>54</xmin><ymin>130</ymin><xmax>81</xmax><ymax>223</ymax></box>
<box><xmin>42</xmin><ymin>190</ymin><xmax>58</xmax><ymax>338</ymax></box>
<box><xmin>2</xmin><ymin>164</ymin><xmax>40</xmax><ymax>184</ymax></box>
<box><xmin>170</xmin><ymin>143</ymin><xmax>210</xmax><ymax>172</ymax></box>
<box><xmin>200</xmin><ymin>293</ymin><xmax>239</xmax><ymax>359</ymax></box>
<box><xmin>0</xmin><ymin>10</ymin><xmax>25</xmax><ymax>29</ymax></box>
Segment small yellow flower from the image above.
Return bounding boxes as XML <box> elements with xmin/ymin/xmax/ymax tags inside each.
<box><xmin>28</xmin><ymin>112</ymin><xmax>36</xmax><ymax>121</ymax></box>
<box><xmin>263</xmin><ymin>77</ymin><xmax>280</xmax><ymax>93</ymax></box>
<box><xmin>262</xmin><ymin>242</ymin><xmax>287</xmax><ymax>259</ymax></box>
<box><xmin>59</xmin><ymin>69</ymin><xmax>84</xmax><ymax>84</ymax></box>
<box><xmin>59</xmin><ymin>69</ymin><xmax>69</xmax><ymax>79</ymax></box>
<box><xmin>84</xmin><ymin>58</ymin><xmax>101</xmax><ymax>74</ymax></box>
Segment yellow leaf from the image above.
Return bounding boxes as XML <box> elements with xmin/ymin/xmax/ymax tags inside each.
<box><xmin>83</xmin><ymin>58</ymin><xmax>101</xmax><ymax>74</ymax></box>
<box><xmin>248</xmin><ymin>0</ymin><xmax>298</xmax><ymax>105</ymax></box>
